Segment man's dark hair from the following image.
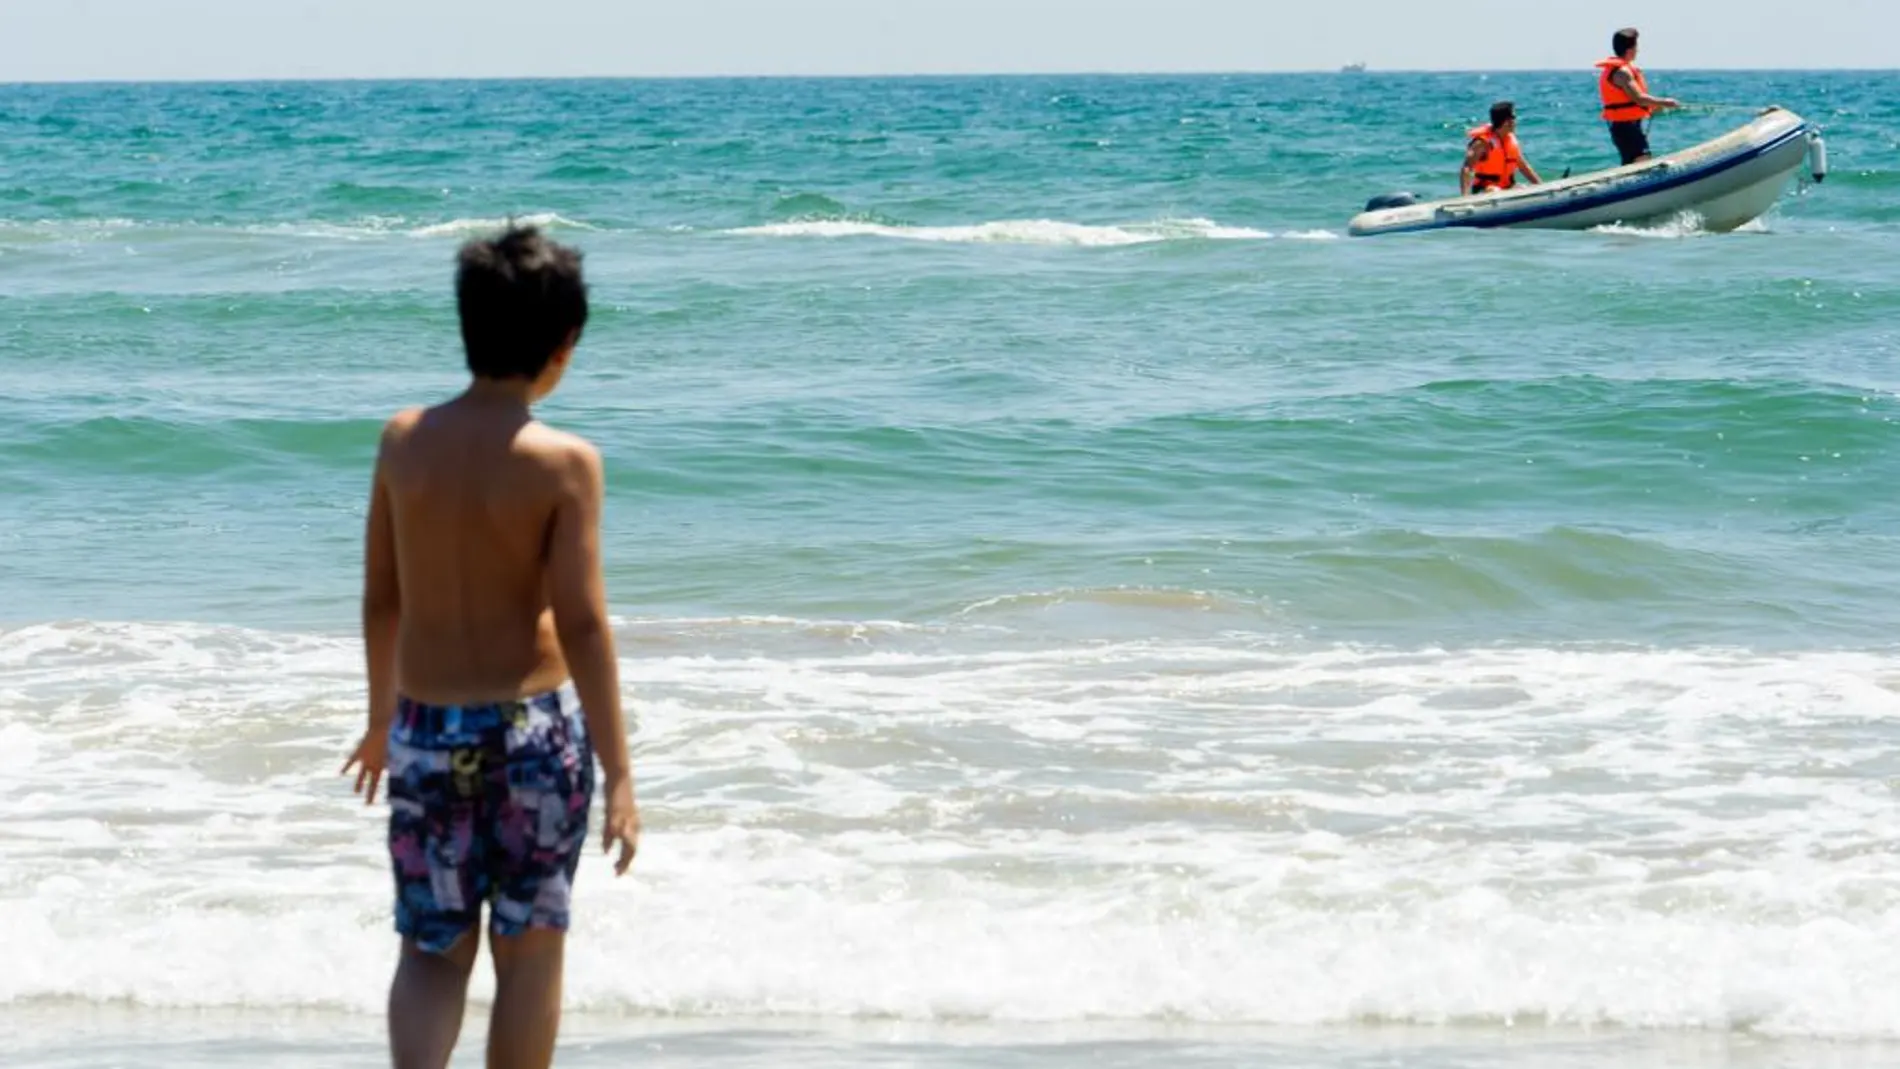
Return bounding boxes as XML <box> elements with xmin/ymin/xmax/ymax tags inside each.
<box><xmin>455</xmin><ymin>225</ymin><xmax>589</xmax><ymax>380</ymax></box>
<box><xmin>1490</xmin><ymin>100</ymin><xmax>1516</xmax><ymax>127</ymax></box>
<box><xmin>1613</xmin><ymin>27</ymin><xmax>1639</xmax><ymax>57</ymax></box>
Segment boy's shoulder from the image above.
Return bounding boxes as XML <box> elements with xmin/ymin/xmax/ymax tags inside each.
<box><xmin>379</xmin><ymin>406</ymin><xmax>427</xmax><ymax>443</ymax></box>
<box><xmin>516</xmin><ymin>420</ymin><xmax>601</xmax><ymax>473</ymax></box>
<box><xmin>375</xmin><ymin>404</ymin><xmax>599</xmax><ymax>480</ymax></box>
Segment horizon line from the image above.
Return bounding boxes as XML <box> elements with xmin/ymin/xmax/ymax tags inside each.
<box><xmin>2</xmin><ymin>64</ymin><xmax>1894</xmax><ymax>88</ymax></box>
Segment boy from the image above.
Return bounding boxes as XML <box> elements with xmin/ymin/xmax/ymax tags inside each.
<box><xmin>343</xmin><ymin>225</ymin><xmax>640</xmax><ymax>1069</ymax></box>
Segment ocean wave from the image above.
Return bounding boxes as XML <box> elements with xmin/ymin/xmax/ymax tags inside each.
<box><xmin>1588</xmin><ymin>211</ymin><xmax>1774</xmax><ymax>239</ymax></box>
<box><xmin>250</xmin><ymin>212</ymin><xmax>599</xmax><ymax>240</ymax></box>
<box><xmin>726</xmin><ymin>217</ymin><xmax>1293</xmax><ymax>246</ymax></box>
<box><xmin>3</xmin><ymin>415</ymin><xmax>385</xmax><ymax>474</ymax></box>
<box><xmin>403</xmin><ymin>212</ymin><xmax>597</xmax><ymax>238</ymax></box>
<box><xmin>3</xmin><ymin>620</ymin><xmax>1899</xmax><ymax>1035</ymax></box>
<box><xmin>0</xmin><ymin>212</ymin><xmax>599</xmax><ymax>243</ymax></box>
<box><xmin>0</xmin><ymin>213</ymin><xmax>1321</xmax><ymax>247</ymax></box>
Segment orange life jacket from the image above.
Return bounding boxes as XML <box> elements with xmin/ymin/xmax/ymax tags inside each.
<box><xmin>1596</xmin><ymin>57</ymin><xmax>1651</xmax><ymax>122</ymax></box>
<box><xmin>1466</xmin><ymin>124</ymin><xmax>1522</xmax><ymax>190</ymax></box>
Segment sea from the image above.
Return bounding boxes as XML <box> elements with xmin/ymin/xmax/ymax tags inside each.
<box><xmin>2</xmin><ymin>70</ymin><xmax>1898</xmax><ymax>1067</ymax></box>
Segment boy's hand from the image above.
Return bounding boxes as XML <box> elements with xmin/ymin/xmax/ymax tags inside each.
<box><xmin>603</xmin><ymin>775</ymin><xmax>640</xmax><ymax>876</ymax></box>
<box><xmin>342</xmin><ymin>731</ymin><xmax>390</xmax><ymax>806</ymax></box>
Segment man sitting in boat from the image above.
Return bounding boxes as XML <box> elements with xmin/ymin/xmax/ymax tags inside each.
<box><xmin>1460</xmin><ymin>101</ymin><xmax>1542</xmax><ymax>196</ymax></box>
<box><xmin>1597</xmin><ymin>27</ymin><xmax>1681</xmax><ymax>165</ymax></box>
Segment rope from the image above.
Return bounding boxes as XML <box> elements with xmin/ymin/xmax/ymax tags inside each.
<box><xmin>1667</xmin><ymin>102</ymin><xmax>1765</xmax><ymax>114</ymax></box>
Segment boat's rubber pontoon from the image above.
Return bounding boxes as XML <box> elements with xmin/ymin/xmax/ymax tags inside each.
<box><xmin>1349</xmin><ymin>107</ymin><xmax>1825</xmax><ymax>237</ymax></box>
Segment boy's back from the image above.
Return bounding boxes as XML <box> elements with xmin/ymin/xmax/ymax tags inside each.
<box><xmin>379</xmin><ymin>398</ymin><xmax>596</xmax><ymax>705</ymax></box>
<box><xmin>343</xmin><ymin>225</ymin><xmax>638</xmax><ymax>1069</ymax></box>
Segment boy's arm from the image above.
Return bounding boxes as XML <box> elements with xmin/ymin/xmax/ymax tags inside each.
<box><xmin>1460</xmin><ymin>138</ymin><xmax>1484</xmax><ymax>195</ymax></box>
<box><xmin>363</xmin><ymin>447</ymin><xmax>400</xmax><ymax>729</ymax></box>
<box><xmin>347</xmin><ymin>423</ymin><xmax>402</xmax><ymax>804</ymax></box>
<box><xmin>546</xmin><ymin>441</ymin><xmax>640</xmax><ymax>874</ymax></box>
<box><xmin>1614</xmin><ymin>67</ymin><xmax>1679</xmax><ymax>110</ymax></box>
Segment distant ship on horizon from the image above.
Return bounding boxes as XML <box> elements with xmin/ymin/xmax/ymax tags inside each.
<box><xmin>1341</xmin><ymin>61</ymin><xmax>1368</xmax><ymax>73</ymax></box>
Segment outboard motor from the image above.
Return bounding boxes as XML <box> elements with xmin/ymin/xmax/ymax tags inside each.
<box><xmin>1807</xmin><ymin>131</ymin><xmax>1828</xmax><ymax>183</ymax></box>
<box><xmin>1363</xmin><ymin>191</ymin><xmax>1419</xmax><ymax>212</ymax></box>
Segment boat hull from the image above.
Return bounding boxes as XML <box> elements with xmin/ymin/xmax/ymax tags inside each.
<box><xmin>1349</xmin><ymin>107</ymin><xmax>1817</xmax><ymax>237</ymax></box>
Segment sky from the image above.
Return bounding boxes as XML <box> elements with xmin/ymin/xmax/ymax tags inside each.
<box><xmin>0</xmin><ymin>0</ymin><xmax>1891</xmax><ymax>82</ymax></box>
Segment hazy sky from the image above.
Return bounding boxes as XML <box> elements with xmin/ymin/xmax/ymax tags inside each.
<box><xmin>1</xmin><ymin>0</ymin><xmax>1891</xmax><ymax>82</ymax></box>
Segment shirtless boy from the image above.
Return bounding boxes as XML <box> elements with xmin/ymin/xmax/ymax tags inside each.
<box><xmin>343</xmin><ymin>225</ymin><xmax>640</xmax><ymax>1069</ymax></box>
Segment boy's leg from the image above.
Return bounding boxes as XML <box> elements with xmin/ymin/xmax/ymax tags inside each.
<box><xmin>390</xmin><ymin>931</ymin><xmax>482</xmax><ymax>1069</ymax></box>
<box><xmin>484</xmin><ymin>688</ymin><xmax>593</xmax><ymax>1069</ymax></box>
<box><xmin>385</xmin><ymin>699</ymin><xmax>495</xmax><ymax>1069</ymax></box>
<box><xmin>486</xmin><ymin>930</ymin><xmax>568</xmax><ymax>1069</ymax></box>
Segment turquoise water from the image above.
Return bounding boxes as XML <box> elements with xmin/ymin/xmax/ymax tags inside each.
<box><xmin>4</xmin><ymin>72</ymin><xmax>1897</xmax><ymax>643</ymax></box>
<box><xmin>4</xmin><ymin>72</ymin><xmax>1900</xmax><ymax>1065</ymax></box>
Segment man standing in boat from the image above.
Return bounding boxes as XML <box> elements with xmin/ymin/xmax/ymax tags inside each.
<box><xmin>1598</xmin><ymin>27</ymin><xmax>1681</xmax><ymax>165</ymax></box>
<box><xmin>1460</xmin><ymin>101</ymin><xmax>1542</xmax><ymax>196</ymax></box>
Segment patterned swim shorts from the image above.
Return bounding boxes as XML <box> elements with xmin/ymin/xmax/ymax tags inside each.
<box><xmin>386</xmin><ymin>684</ymin><xmax>594</xmax><ymax>954</ymax></box>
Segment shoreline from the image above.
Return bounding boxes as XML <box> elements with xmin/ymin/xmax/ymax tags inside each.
<box><xmin>7</xmin><ymin>1005</ymin><xmax>1900</xmax><ymax>1068</ymax></box>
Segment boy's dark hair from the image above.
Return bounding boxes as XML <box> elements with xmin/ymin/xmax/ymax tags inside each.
<box><xmin>1612</xmin><ymin>27</ymin><xmax>1639</xmax><ymax>57</ymax></box>
<box><xmin>1490</xmin><ymin>100</ymin><xmax>1516</xmax><ymax>126</ymax></box>
<box><xmin>456</xmin><ymin>225</ymin><xmax>589</xmax><ymax>380</ymax></box>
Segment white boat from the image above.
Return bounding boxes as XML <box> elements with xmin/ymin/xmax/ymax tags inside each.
<box><xmin>1348</xmin><ymin>106</ymin><xmax>1826</xmax><ymax>237</ymax></box>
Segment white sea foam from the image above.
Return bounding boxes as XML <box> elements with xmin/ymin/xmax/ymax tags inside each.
<box><xmin>0</xmin><ymin>214</ymin><xmax>597</xmax><ymax>244</ymax></box>
<box><xmin>1588</xmin><ymin>210</ymin><xmax>1746</xmax><ymax>240</ymax></box>
<box><xmin>727</xmin><ymin>217</ymin><xmax>1281</xmax><ymax>246</ymax></box>
<box><xmin>0</xmin><ymin>213</ymin><xmax>1307</xmax><ymax>248</ymax></box>
<box><xmin>2</xmin><ymin>620</ymin><xmax>1897</xmax><ymax>1036</ymax></box>
<box><xmin>251</xmin><ymin>212</ymin><xmax>598</xmax><ymax>240</ymax></box>
<box><xmin>404</xmin><ymin>213</ymin><xmax>596</xmax><ymax>238</ymax></box>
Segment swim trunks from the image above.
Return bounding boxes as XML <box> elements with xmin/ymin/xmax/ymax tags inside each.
<box><xmin>1609</xmin><ymin>120</ymin><xmax>1650</xmax><ymax>166</ymax></box>
<box><xmin>385</xmin><ymin>684</ymin><xmax>594</xmax><ymax>954</ymax></box>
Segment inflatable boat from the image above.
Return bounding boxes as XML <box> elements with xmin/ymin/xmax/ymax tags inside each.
<box><xmin>1348</xmin><ymin>106</ymin><xmax>1825</xmax><ymax>237</ymax></box>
